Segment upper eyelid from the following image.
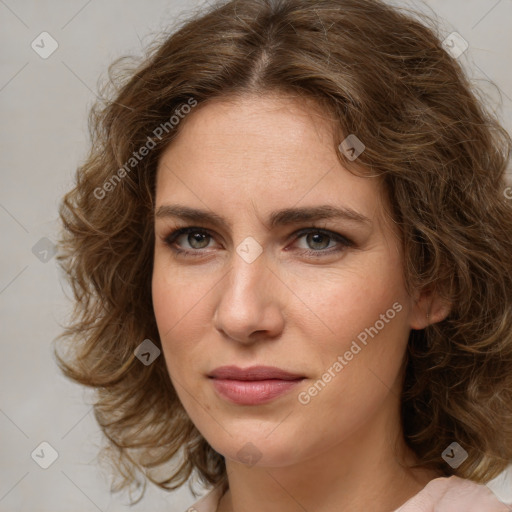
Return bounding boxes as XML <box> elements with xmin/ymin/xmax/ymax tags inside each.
<box><xmin>164</xmin><ymin>226</ymin><xmax>353</xmax><ymax>248</ymax></box>
<box><xmin>165</xmin><ymin>225</ymin><xmax>343</xmax><ymax>238</ymax></box>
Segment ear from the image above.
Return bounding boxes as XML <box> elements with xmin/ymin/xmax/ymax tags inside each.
<box><xmin>409</xmin><ymin>286</ymin><xmax>452</xmax><ymax>330</ymax></box>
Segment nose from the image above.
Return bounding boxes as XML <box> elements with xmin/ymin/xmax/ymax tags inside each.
<box><xmin>213</xmin><ymin>249</ymin><xmax>285</xmax><ymax>344</ymax></box>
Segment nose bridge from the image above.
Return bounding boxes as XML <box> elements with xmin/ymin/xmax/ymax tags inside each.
<box><xmin>224</xmin><ymin>218</ymin><xmax>270</xmax><ymax>297</ymax></box>
<box><xmin>224</xmin><ymin>244</ymin><xmax>271</xmax><ymax>308</ymax></box>
<box><xmin>214</xmin><ymin>239</ymin><xmax>284</xmax><ymax>342</ymax></box>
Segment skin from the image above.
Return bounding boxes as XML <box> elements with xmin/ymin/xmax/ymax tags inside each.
<box><xmin>152</xmin><ymin>93</ymin><xmax>449</xmax><ymax>512</ymax></box>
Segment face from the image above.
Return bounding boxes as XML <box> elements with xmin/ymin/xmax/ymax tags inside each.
<box><xmin>152</xmin><ymin>93</ymin><xmax>425</xmax><ymax>469</ymax></box>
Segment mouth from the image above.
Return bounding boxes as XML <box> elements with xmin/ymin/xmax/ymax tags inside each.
<box><xmin>208</xmin><ymin>365</ymin><xmax>306</xmax><ymax>405</ymax></box>
<box><xmin>208</xmin><ymin>365</ymin><xmax>305</xmax><ymax>381</ymax></box>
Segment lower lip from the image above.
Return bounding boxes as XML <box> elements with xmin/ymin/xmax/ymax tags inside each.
<box><xmin>210</xmin><ymin>378</ymin><xmax>304</xmax><ymax>405</ymax></box>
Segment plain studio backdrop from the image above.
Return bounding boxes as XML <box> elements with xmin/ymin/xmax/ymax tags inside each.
<box><xmin>1</xmin><ymin>1</ymin><xmax>511</xmax><ymax>511</ymax></box>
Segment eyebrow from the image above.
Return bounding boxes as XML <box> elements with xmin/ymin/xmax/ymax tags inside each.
<box><xmin>155</xmin><ymin>204</ymin><xmax>372</xmax><ymax>230</ymax></box>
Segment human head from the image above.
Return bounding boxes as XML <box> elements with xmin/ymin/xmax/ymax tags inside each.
<box><xmin>151</xmin><ymin>89</ymin><xmax>440</xmax><ymax>483</ymax></box>
<box><xmin>55</xmin><ymin>0</ymin><xmax>512</xmax><ymax>502</ymax></box>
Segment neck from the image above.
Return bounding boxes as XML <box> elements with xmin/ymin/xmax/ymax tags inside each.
<box><xmin>216</xmin><ymin>390</ymin><xmax>441</xmax><ymax>512</ymax></box>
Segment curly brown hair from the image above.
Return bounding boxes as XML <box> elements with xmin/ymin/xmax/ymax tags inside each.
<box><xmin>54</xmin><ymin>0</ymin><xmax>512</xmax><ymax>504</ymax></box>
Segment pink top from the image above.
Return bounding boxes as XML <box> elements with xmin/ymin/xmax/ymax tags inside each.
<box><xmin>185</xmin><ymin>476</ymin><xmax>510</xmax><ymax>512</ymax></box>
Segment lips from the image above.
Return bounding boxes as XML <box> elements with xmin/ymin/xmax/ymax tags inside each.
<box><xmin>208</xmin><ymin>365</ymin><xmax>305</xmax><ymax>381</ymax></box>
<box><xmin>208</xmin><ymin>365</ymin><xmax>305</xmax><ymax>405</ymax></box>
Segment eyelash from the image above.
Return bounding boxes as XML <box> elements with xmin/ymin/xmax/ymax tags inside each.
<box><xmin>162</xmin><ymin>226</ymin><xmax>354</xmax><ymax>258</ymax></box>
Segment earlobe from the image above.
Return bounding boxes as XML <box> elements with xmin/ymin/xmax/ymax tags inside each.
<box><xmin>409</xmin><ymin>288</ymin><xmax>452</xmax><ymax>330</ymax></box>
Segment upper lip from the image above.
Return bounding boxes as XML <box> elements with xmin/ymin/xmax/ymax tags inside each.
<box><xmin>208</xmin><ymin>365</ymin><xmax>305</xmax><ymax>381</ymax></box>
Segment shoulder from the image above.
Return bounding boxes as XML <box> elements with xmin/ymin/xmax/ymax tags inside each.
<box><xmin>184</xmin><ymin>484</ymin><xmax>224</xmax><ymax>512</ymax></box>
<box><xmin>183</xmin><ymin>477</ymin><xmax>510</xmax><ymax>512</ymax></box>
<box><xmin>395</xmin><ymin>475</ymin><xmax>510</xmax><ymax>512</ymax></box>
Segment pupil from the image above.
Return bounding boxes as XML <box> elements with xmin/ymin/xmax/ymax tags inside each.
<box><xmin>189</xmin><ymin>232</ymin><xmax>209</xmax><ymax>249</ymax></box>
<box><xmin>308</xmin><ymin>233</ymin><xmax>329</xmax><ymax>250</ymax></box>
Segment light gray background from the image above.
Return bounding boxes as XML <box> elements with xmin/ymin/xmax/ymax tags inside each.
<box><xmin>1</xmin><ymin>1</ymin><xmax>511</xmax><ymax>511</ymax></box>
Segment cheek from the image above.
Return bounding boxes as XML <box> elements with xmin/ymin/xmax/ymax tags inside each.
<box><xmin>324</xmin><ymin>279</ymin><xmax>407</xmax><ymax>341</ymax></box>
<box><xmin>152</xmin><ymin>272</ymin><xmax>179</xmax><ymax>341</ymax></box>
<box><xmin>152</xmin><ymin>257</ymin><xmax>209</xmax><ymax>332</ymax></box>
<box><xmin>290</xmin><ymin>257</ymin><xmax>409</xmax><ymax>349</ymax></box>
<box><xmin>289</xmin><ymin>251</ymin><xmax>411</xmax><ymax>405</ymax></box>
<box><xmin>152</xmin><ymin>264</ymin><xmax>190</xmax><ymax>360</ymax></box>
<box><xmin>151</xmin><ymin>260</ymin><xmax>217</xmax><ymax>374</ymax></box>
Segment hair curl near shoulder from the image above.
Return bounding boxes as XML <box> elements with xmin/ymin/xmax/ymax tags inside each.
<box><xmin>54</xmin><ymin>0</ymin><xmax>512</xmax><ymax>503</ymax></box>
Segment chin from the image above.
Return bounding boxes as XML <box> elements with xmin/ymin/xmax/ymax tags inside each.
<box><xmin>203</xmin><ymin>424</ymin><xmax>308</xmax><ymax>469</ymax></box>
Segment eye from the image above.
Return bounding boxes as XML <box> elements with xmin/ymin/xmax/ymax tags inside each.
<box><xmin>163</xmin><ymin>227</ymin><xmax>218</xmax><ymax>256</ymax></box>
<box><xmin>161</xmin><ymin>226</ymin><xmax>354</xmax><ymax>258</ymax></box>
<box><xmin>291</xmin><ymin>227</ymin><xmax>354</xmax><ymax>256</ymax></box>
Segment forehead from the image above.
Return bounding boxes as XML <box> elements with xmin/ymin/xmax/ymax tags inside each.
<box><xmin>154</xmin><ymin>93</ymin><xmax>388</xmax><ymax>226</ymax></box>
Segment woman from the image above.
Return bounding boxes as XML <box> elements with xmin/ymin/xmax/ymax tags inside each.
<box><xmin>54</xmin><ymin>0</ymin><xmax>512</xmax><ymax>510</ymax></box>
